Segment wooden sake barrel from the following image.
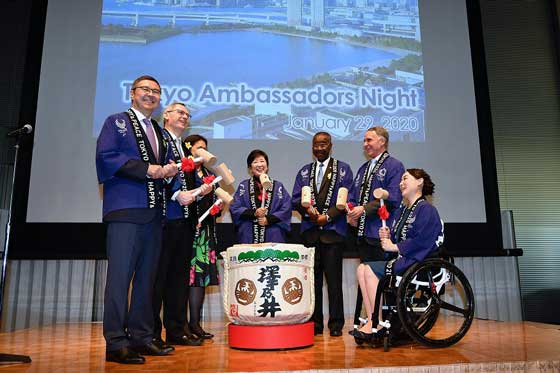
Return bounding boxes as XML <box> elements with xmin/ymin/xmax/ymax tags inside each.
<box><xmin>221</xmin><ymin>243</ymin><xmax>315</xmax><ymax>326</ymax></box>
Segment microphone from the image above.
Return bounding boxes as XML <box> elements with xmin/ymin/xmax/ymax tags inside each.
<box><xmin>7</xmin><ymin>124</ymin><xmax>33</xmax><ymax>137</ymax></box>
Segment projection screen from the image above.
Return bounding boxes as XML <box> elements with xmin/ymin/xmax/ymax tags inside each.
<box><xmin>27</xmin><ymin>0</ymin><xmax>486</xmax><ymax>229</ymax></box>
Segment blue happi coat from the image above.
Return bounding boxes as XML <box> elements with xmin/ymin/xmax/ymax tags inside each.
<box><xmin>163</xmin><ymin>131</ymin><xmax>196</xmax><ymax>222</ymax></box>
<box><xmin>391</xmin><ymin>200</ymin><xmax>444</xmax><ymax>274</ymax></box>
<box><xmin>292</xmin><ymin>159</ymin><xmax>353</xmax><ymax>238</ymax></box>
<box><xmin>230</xmin><ymin>178</ymin><xmax>292</xmax><ymax>244</ymax></box>
<box><xmin>96</xmin><ymin>111</ymin><xmax>171</xmax><ymax>219</ymax></box>
<box><xmin>349</xmin><ymin>155</ymin><xmax>405</xmax><ymax>239</ymax></box>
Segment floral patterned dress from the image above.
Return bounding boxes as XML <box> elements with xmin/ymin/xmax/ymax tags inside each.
<box><xmin>189</xmin><ymin>167</ymin><xmax>219</xmax><ymax>287</ymax></box>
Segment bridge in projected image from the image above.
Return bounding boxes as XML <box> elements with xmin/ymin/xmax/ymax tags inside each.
<box><xmin>102</xmin><ymin>10</ymin><xmax>288</xmax><ymax>26</ymax></box>
<box><xmin>102</xmin><ymin>10</ymin><xmax>420</xmax><ymax>40</ymax></box>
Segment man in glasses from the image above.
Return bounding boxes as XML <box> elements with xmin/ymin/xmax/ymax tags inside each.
<box><xmin>96</xmin><ymin>75</ymin><xmax>178</xmax><ymax>364</ymax></box>
<box><xmin>152</xmin><ymin>102</ymin><xmax>210</xmax><ymax>348</ymax></box>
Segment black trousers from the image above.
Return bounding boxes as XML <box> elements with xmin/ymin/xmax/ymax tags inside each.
<box><xmin>103</xmin><ymin>218</ymin><xmax>162</xmax><ymax>351</ymax></box>
<box><xmin>152</xmin><ymin>219</ymin><xmax>195</xmax><ymax>339</ymax></box>
<box><xmin>311</xmin><ymin>241</ymin><xmax>344</xmax><ymax>332</ymax></box>
<box><xmin>354</xmin><ymin>238</ymin><xmax>383</xmax><ymax>325</ymax></box>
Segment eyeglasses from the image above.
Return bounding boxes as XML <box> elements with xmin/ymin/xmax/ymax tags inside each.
<box><xmin>167</xmin><ymin>109</ymin><xmax>192</xmax><ymax>119</ymax></box>
<box><xmin>133</xmin><ymin>86</ymin><xmax>162</xmax><ymax>96</ymax></box>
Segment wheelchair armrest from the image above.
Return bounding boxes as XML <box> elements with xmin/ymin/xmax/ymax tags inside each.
<box><xmin>436</xmin><ymin>246</ymin><xmax>453</xmax><ymax>263</ymax></box>
<box><xmin>423</xmin><ymin>246</ymin><xmax>453</xmax><ymax>262</ymax></box>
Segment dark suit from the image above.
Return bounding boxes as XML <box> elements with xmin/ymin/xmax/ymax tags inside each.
<box><xmin>292</xmin><ymin>159</ymin><xmax>353</xmax><ymax>333</ymax></box>
<box><xmin>96</xmin><ymin>109</ymin><xmax>169</xmax><ymax>351</ymax></box>
<box><xmin>153</xmin><ymin>137</ymin><xmax>196</xmax><ymax>340</ymax></box>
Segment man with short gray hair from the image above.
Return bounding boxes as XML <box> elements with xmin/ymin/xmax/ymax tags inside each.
<box><xmin>347</xmin><ymin>126</ymin><xmax>405</xmax><ymax>330</ymax></box>
<box><xmin>152</xmin><ymin>102</ymin><xmax>211</xmax><ymax>348</ymax></box>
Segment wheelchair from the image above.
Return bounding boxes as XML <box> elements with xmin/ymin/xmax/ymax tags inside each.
<box><xmin>352</xmin><ymin>250</ymin><xmax>475</xmax><ymax>351</ymax></box>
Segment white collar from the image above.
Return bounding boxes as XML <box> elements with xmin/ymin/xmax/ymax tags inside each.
<box><xmin>370</xmin><ymin>153</ymin><xmax>382</xmax><ymax>165</ymax></box>
<box><xmin>316</xmin><ymin>157</ymin><xmax>331</xmax><ymax>167</ymax></box>
<box><xmin>165</xmin><ymin>128</ymin><xmax>182</xmax><ymax>142</ymax></box>
<box><xmin>130</xmin><ymin>107</ymin><xmax>150</xmax><ymax>123</ymax></box>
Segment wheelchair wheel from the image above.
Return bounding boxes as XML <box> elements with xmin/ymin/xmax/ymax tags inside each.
<box><xmin>409</xmin><ymin>286</ymin><xmax>440</xmax><ymax>336</ymax></box>
<box><xmin>396</xmin><ymin>258</ymin><xmax>475</xmax><ymax>348</ymax></box>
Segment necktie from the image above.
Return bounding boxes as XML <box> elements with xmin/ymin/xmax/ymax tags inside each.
<box><xmin>176</xmin><ymin>138</ymin><xmax>184</xmax><ymax>158</ymax></box>
<box><xmin>317</xmin><ymin>162</ymin><xmax>324</xmax><ymax>189</ymax></box>
<box><xmin>143</xmin><ymin>118</ymin><xmax>158</xmax><ymax>159</ymax></box>
<box><xmin>367</xmin><ymin>159</ymin><xmax>376</xmax><ymax>180</ymax></box>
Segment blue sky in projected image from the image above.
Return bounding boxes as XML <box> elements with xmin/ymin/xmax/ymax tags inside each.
<box><xmin>94</xmin><ymin>0</ymin><xmax>425</xmax><ymax>142</ymax></box>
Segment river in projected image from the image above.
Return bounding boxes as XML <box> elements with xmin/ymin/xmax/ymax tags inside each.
<box><xmin>94</xmin><ymin>30</ymin><xmax>402</xmax><ymax>135</ymax></box>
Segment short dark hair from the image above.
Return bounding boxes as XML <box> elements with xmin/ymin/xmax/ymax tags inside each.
<box><xmin>184</xmin><ymin>134</ymin><xmax>208</xmax><ymax>148</ymax></box>
<box><xmin>313</xmin><ymin>131</ymin><xmax>331</xmax><ymax>143</ymax></box>
<box><xmin>407</xmin><ymin>168</ymin><xmax>435</xmax><ymax>196</ymax></box>
<box><xmin>247</xmin><ymin>149</ymin><xmax>269</xmax><ymax>168</ymax></box>
<box><xmin>132</xmin><ymin>75</ymin><xmax>161</xmax><ymax>90</ymax></box>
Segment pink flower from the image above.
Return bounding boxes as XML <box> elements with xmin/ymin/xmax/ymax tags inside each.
<box><xmin>209</xmin><ymin>250</ymin><xmax>216</xmax><ymax>264</ymax></box>
<box><xmin>189</xmin><ymin>265</ymin><xmax>195</xmax><ymax>285</ymax></box>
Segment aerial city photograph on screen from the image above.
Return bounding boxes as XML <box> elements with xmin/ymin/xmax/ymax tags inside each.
<box><xmin>94</xmin><ymin>0</ymin><xmax>424</xmax><ymax>143</ymax></box>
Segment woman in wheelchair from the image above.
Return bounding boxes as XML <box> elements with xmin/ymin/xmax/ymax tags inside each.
<box><xmin>353</xmin><ymin>168</ymin><xmax>443</xmax><ymax>342</ymax></box>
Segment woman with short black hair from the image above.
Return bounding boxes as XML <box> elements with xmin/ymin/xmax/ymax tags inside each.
<box><xmin>230</xmin><ymin>149</ymin><xmax>292</xmax><ymax>244</ymax></box>
<box><xmin>354</xmin><ymin>168</ymin><xmax>444</xmax><ymax>341</ymax></box>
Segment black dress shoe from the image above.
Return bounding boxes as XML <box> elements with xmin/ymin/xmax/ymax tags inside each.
<box><xmin>131</xmin><ymin>342</ymin><xmax>173</xmax><ymax>356</ymax></box>
<box><xmin>167</xmin><ymin>334</ymin><xmax>203</xmax><ymax>346</ymax></box>
<box><xmin>330</xmin><ymin>330</ymin><xmax>343</xmax><ymax>337</ymax></box>
<box><xmin>190</xmin><ymin>324</ymin><xmax>214</xmax><ymax>339</ymax></box>
<box><xmin>184</xmin><ymin>324</ymin><xmax>200</xmax><ymax>340</ymax></box>
<box><xmin>314</xmin><ymin>328</ymin><xmax>323</xmax><ymax>336</ymax></box>
<box><xmin>152</xmin><ymin>338</ymin><xmax>175</xmax><ymax>351</ymax></box>
<box><xmin>106</xmin><ymin>347</ymin><xmax>145</xmax><ymax>364</ymax></box>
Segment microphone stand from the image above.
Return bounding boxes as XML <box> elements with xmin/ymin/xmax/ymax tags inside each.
<box><xmin>0</xmin><ymin>132</ymin><xmax>32</xmax><ymax>363</ymax></box>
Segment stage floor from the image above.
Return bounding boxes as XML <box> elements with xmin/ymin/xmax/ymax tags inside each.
<box><xmin>0</xmin><ymin>318</ymin><xmax>558</xmax><ymax>372</ymax></box>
